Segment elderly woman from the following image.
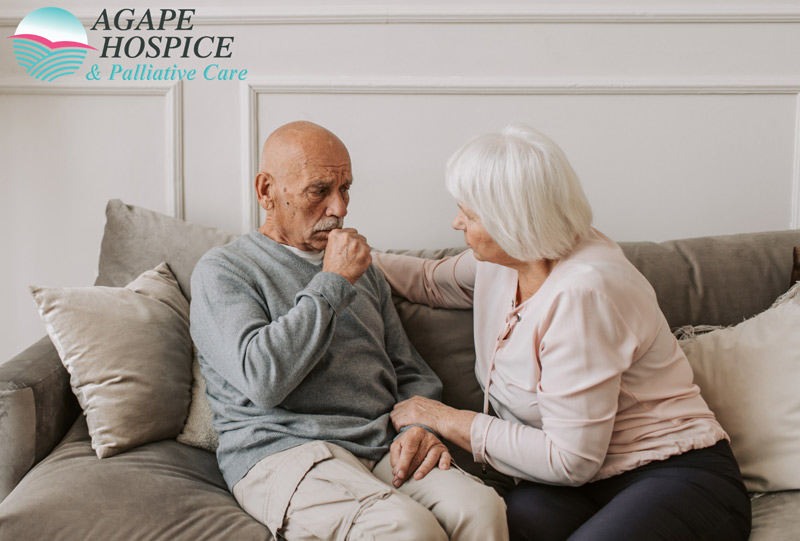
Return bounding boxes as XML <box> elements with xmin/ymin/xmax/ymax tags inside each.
<box><xmin>373</xmin><ymin>124</ymin><xmax>751</xmax><ymax>540</ymax></box>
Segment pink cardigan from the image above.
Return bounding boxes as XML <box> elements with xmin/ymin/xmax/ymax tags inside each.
<box><xmin>373</xmin><ymin>229</ymin><xmax>726</xmax><ymax>485</ymax></box>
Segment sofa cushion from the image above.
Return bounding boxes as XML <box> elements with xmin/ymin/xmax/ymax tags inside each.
<box><xmin>30</xmin><ymin>263</ymin><xmax>193</xmax><ymax>458</ymax></box>
<box><xmin>619</xmin><ymin>230</ymin><xmax>800</xmax><ymax>329</ymax></box>
<box><xmin>95</xmin><ymin>199</ymin><xmax>237</xmax><ymax>299</ymax></box>
<box><xmin>0</xmin><ymin>417</ymin><xmax>270</xmax><ymax>540</ymax></box>
<box><xmin>678</xmin><ymin>281</ymin><xmax>800</xmax><ymax>492</ymax></box>
<box><xmin>750</xmin><ymin>491</ymin><xmax>800</xmax><ymax>540</ymax></box>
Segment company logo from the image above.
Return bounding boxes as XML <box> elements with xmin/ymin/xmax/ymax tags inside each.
<box><xmin>8</xmin><ymin>7</ymin><xmax>96</xmax><ymax>82</ymax></box>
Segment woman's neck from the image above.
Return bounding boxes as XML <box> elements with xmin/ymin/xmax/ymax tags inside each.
<box><xmin>513</xmin><ymin>259</ymin><xmax>558</xmax><ymax>304</ymax></box>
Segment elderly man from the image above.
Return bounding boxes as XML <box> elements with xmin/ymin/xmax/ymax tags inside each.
<box><xmin>190</xmin><ymin>121</ymin><xmax>507</xmax><ymax>540</ymax></box>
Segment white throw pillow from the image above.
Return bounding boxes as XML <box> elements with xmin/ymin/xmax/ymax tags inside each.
<box><xmin>678</xmin><ymin>282</ymin><xmax>800</xmax><ymax>492</ymax></box>
<box><xmin>176</xmin><ymin>346</ymin><xmax>218</xmax><ymax>453</ymax></box>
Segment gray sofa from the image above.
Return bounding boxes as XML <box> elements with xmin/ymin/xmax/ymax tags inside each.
<box><xmin>1</xmin><ymin>199</ymin><xmax>799</xmax><ymax>540</ymax></box>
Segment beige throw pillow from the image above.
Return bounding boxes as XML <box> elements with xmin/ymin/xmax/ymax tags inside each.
<box><xmin>678</xmin><ymin>281</ymin><xmax>800</xmax><ymax>492</ymax></box>
<box><xmin>30</xmin><ymin>263</ymin><xmax>193</xmax><ymax>458</ymax></box>
<box><xmin>176</xmin><ymin>346</ymin><xmax>218</xmax><ymax>453</ymax></box>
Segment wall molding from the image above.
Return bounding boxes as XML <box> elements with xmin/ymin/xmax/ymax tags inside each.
<box><xmin>4</xmin><ymin>6</ymin><xmax>800</xmax><ymax>27</ymax></box>
<box><xmin>241</xmin><ymin>77</ymin><xmax>800</xmax><ymax>231</ymax></box>
<box><xmin>794</xmin><ymin>92</ymin><xmax>800</xmax><ymax>230</ymax></box>
<box><xmin>0</xmin><ymin>81</ymin><xmax>184</xmax><ymax>220</ymax></box>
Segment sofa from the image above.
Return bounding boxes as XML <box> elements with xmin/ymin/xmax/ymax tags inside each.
<box><xmin>1</xmin><ymin>198</ymin><xmax>799</xmax><ymax>540</ymax></box>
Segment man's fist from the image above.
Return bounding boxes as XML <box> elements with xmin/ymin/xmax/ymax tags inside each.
<box><xmin>323</xmin><ymin>228</ymin><xmax>372</xmax><ymax>285</ymax></box>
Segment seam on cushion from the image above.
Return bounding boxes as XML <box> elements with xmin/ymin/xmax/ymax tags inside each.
<box><xmin>668</xmin><ymin>242</ymin><xmax>704</xmax><ymax>326</ymax></box>
<box><xmin>5</xmin><ymin>358</ymin><xmax>64</xmax><ymax>393</ymax></box>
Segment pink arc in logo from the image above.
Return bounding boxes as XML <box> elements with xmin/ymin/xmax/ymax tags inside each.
<box><xmin>8</xmin><ymin>34</ymin><xmax>97</xmax><ymax>51</ymax></box>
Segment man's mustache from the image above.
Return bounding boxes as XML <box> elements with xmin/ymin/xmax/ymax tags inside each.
<box><xmin>314</xmin><ymin>217</ymin><xmax>344</xmax><ymax>232</ymax></box>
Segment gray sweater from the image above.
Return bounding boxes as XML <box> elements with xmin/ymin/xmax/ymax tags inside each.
<box><xmin>190</xmin><ymin>231</ymin><xmax>442</xmax><ymax>488</ymax></box>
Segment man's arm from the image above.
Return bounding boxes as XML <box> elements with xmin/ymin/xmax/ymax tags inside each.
<box><xmin>190</xmin><ymin>256</ymin><xmax>356</xmax><ymax>409</ymax></box>
<box><xmin>191</xmin><ymin>228</ymin><xmax>373</xmax><ymax>410</ymax></box>
<box><xmin>376</xmin><ymin>268</ymin><xmax>442</xmax><ymax>403</ymax></box>
<box><xmin>373</xmin><ymin>268</ymin><xmax>451</xmax><ymax>485</ymax></box>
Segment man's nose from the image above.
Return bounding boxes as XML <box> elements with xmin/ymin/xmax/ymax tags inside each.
<box><xmin>327</xmin><ymin>191</ymin><xmax>348</xmax><ymax>217</ymax></box>
<box><xmin>451</xmin><ymin>215</ymin><xmax>463</xmax><ymax>230</ymax></box>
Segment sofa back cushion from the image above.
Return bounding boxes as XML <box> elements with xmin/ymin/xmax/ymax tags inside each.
<box><xmin>620</xmin><ymin>230</ymin><xmax>800</xmax><ymax>328</ymax></box>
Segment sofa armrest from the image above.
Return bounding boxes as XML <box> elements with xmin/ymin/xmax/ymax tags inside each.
<box><xmin>0</xmin><ymin>336</ymin><xmax>80</xmax><ymax>503</ymax></box>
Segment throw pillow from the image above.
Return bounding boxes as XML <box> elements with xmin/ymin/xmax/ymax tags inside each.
<box><xmin>176</xmin><ymin>346</ymin><xmax>218</xmax><ymax>453</ymax></box>
<box><xmin>94</xmin><ymin>199</ymin><xmax>237</xmax><ymax>299</ymax></box>
<box><xmin>30</xmin><ymin>262</ymin><xmax>193</xmax><ymax>458</ymax></box>
<box><xmin>677</xmin><ymin>281</ymin><xmax>800</xmax><ymax>492</ymax></box>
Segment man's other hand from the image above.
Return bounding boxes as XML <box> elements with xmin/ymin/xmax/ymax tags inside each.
<box><xmin>389</xmin><ymin>426</ymin><xmax>451</xmax><ymax>488</ymax></box>
<box><xmin>323</xmin><ymin>228</ymin><xmax>372</xmax><ymax>285</ymax></box>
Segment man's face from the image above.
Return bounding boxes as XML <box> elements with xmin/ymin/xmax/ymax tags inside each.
<box><xmin>266</xmin><ymin>142</ymin><xmax>353</xmax><ymax>253</ymax></box>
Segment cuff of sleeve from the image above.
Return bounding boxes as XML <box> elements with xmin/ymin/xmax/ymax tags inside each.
<box><xmin>470</xmin><ymin>413</ymin><xmax>494</xmax><ymax>464</ymax></box>
<box><xmin>302</xmin><ymin>271</ymin><xmax>357</xmax><ymax>315</ymax></box>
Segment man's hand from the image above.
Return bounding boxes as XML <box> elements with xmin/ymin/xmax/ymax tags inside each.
<box><xmin>323</xmin><ymin>228</ymin><xmax>372</xmax><ymax>285</ymax></box>
<box><xmin>389</xmin><ymin>426</ymin><xmax>451</xmax><ymax>488</ymax></box>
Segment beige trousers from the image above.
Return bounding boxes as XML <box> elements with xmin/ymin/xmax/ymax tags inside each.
<box><xmin>232</xmin><ymin>441</ymin><xmax>508</xmax><ymax>541</ymax></box>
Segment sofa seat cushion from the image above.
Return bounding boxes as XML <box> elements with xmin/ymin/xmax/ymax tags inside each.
<box><xmin>750</xmin><ymin>491</ymin><xmax>800</xmax><ymax>541</ymax></box>
<box><xmin>0</xmin><ymin>417</ymin><xmax>270</xmax><ymax>541</ymax></box>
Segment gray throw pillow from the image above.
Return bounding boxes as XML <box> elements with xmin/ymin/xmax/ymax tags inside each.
<box><xmin>94</xmin><ymin>199</ymin><xmax>237</xmax><ymax>299</ymax></box>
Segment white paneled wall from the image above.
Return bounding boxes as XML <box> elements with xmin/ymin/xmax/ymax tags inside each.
<box><xmin>2</xmin><ymin>0</ymin><xmax>800</xmax><ymax>362</ymax></box>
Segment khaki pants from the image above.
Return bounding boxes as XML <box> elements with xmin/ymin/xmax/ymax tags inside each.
<box><xmin>233</xmin><ymin>441</ymin><xmax>508</xmax><ymax>541</ymax></box>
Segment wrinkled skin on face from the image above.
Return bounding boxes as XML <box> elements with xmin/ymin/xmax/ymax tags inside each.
<box><xmin>256</xmin><ymin>121</ymin><xmax>353</xmax><ymax>253</ymax></box>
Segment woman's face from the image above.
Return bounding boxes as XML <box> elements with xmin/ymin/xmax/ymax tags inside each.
<box><xmin>452</xmin><ymin>203</ymin><xmax>515</xmax><ymax>265</ymax></box>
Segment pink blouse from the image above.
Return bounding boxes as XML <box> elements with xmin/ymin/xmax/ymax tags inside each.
<box><xmin>373</xmin><ymin>229</ymin><xmax>727</xmax><ymax>485</ymax></box>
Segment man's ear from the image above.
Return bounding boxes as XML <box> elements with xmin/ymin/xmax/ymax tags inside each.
<box><xmin>255</xmin><ymin>172</ymin><xmax>275</xmax><ymax>211</ymax></box>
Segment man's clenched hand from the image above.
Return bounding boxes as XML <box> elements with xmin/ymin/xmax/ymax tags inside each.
<box><xmin>323</xmin><ymin>228</ymin><xmax>372</xmax><ymax>285</ymax></box>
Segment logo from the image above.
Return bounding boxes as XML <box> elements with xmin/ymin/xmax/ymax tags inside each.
<box><xmin>8</xmin><ymin>7</ymin><xmax>97</xmax><ymax>82</ymax></box>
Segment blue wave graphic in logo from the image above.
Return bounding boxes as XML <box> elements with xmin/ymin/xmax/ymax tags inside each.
<box><xmin>8</xmin><ymin>8</ymin><xmax>96</xmax><ymax>82</ymax></box>
<box><xmin>12</xmin><ymin>36</ymin><xmax>88</xmax><ymax>81</ymax></box>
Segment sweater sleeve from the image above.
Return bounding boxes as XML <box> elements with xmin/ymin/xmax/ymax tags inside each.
<box><xmin>190</xmin><ymin>255</ymin><xmax>356</xmax><ymax>410</ymax></box>
<box><xmin>371</xmin><ymin>250</ymin><xmax>477</xmax><ymax>309</ymax></box>
<box><xmin>470</xmin><ymin>288</ymin><xmax>640</xmax><ymax>485</ymax></box>
<box><xmin>373</xmin><ymin>267</ymin><xmax>443</xmax><ymax>403</ymax></box>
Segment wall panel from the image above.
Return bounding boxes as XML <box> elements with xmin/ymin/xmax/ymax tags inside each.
<box><xmin>0</xmin><ymin>85</ymin><xmax>181</xmax><ymax>360</ymax></box>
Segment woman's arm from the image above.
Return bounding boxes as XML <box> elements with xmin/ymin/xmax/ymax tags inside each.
<box><xmin>371</xmin><ymin>250</ymin><xmax>477</xmax><ymax>309</ymax></box>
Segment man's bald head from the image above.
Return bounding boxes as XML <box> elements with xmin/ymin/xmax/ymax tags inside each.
<box><xmin>259</xmin><ymin>121</ymin><xmax>350</xmax><ymax>179</ymax></box>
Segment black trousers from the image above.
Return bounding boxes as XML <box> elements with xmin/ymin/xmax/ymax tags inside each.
<box><xmin>505</xmin><ymin>440</ymin><xmax>751</xmax><ymax>541</ymax></box>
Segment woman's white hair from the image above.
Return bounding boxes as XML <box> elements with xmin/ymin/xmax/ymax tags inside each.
<box><xmin>445</xmin><ymin>123</ymin><xmax>593</xmax><ymax>262</ymax></box>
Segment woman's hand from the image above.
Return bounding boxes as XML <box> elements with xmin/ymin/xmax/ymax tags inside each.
<box><xmin>391</xmin><ymin>396</ymin><xmax>478</xmax><ymax>453</ymax></box>
<box><xmin>391</xmin><ymin>396</ymin><xmax>452</xmax><ymax>434</ymax></box>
